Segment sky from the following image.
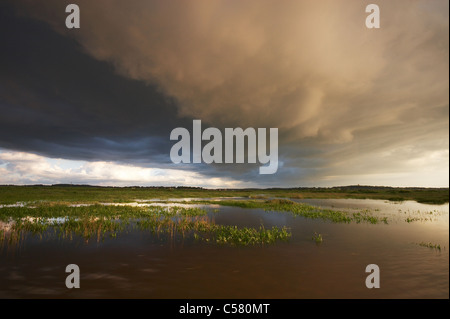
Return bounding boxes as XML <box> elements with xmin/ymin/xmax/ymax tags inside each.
<box><xmin>0</xmin><ymin>0</ymin><xmax>448</xmax><ymax>188</ymax></box>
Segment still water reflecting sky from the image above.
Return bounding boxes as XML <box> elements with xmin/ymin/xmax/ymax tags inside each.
<box><xmin>0</xmin><ymin>199</ymin><xmax>448</xmax><ymax>298</ymax></box>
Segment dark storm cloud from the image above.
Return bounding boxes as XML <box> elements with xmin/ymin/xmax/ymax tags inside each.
<box><xmin>0</xmin><ymin>2</ymin><xmax>192</xmax><ymax>166</ymax></box>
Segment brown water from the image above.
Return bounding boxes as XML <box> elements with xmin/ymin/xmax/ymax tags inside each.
<box><xmin>0</xmin><ymin>199</ymin><xmax>448</xmax><ymax>299</ymax></box>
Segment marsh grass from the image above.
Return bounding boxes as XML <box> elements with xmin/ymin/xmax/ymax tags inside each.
<box><xmin>135</xmin><ymin>213</ymin><xmax>291</xmax><ymax>245</ymax></box>
<box><xmin>312</xmin><ymin>232</ymin><xmax>323</xmax><ymax>243</ymax></box>
<box><xmin>417</xmin><ymin>242</ymin><xmax>442</xmax><ymax>251</ymax></box>
<box><xmin>403</xmin><ymin>210</ymin><xmax>441</xmax><ymax>223</ymax></box>
<box><xmin>207</xmin><ymin>225</ymin><xmax>291</xmax><ymax>245</ymax></box>
<box><xmin>0</xmin><ymin>204</ymin><xmax>292</xmax><ymax>247</ymax></box>
<box><xmin>194</xmin><ymin>199</ymin><xmax>388</xmax><ymax>224</ymax></box>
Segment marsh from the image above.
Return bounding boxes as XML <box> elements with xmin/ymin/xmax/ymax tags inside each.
<box><xmin>0</xmin><ymin>193</ymin><xmax>447</xmax><ymax>299</ymax></box>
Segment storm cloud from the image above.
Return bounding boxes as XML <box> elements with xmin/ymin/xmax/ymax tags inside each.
<box><xmin>0</xmin><ymin>0</ymin><xmax>448</xmax><ymax>187</ymax></box>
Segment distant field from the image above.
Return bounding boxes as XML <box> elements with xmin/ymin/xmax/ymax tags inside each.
<box><xmin>0</xmin><ymin>185</ymin><xmax>448</xmax><ymax>205</ymax></box>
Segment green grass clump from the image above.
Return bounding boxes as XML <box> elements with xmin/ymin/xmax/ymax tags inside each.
<box><xmin>312</xmin><ymin>232</ymin><xmax>323</xmax><ymax>243</ymax></box>
<box><xmin>137</xmin><ymin>215</ymin><xmax>292</xmax><ymax>246</ymax></box>
<box><xmin>417</xmin><ymin>242</ymin><xmax>442</xmax><ymax>251</ymax></box>
<box><xmin>212</xmin><ymin>225</ymin><xmax>291</xmax><ymax>245</ymax></box>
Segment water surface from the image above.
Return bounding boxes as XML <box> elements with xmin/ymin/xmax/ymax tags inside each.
<box><xmin>0</xmin><ymin>199</ymin><xmax>448</xmax><ymax>298</ymax></box>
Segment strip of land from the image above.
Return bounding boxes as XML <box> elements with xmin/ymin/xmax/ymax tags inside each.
<box><xmin>0</xmin><ymin>185</ymin><xmax>448</xmax><ymax>205</ymax></box>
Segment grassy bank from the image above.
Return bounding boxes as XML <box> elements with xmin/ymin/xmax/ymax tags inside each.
<box><xmin>0</xmin><ymin>185</ymin><xmax>448</xmax><ymax>205</ymax></box>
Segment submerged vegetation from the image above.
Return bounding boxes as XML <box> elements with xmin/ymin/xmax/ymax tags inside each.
<box><xmin>417</xmin><ymin>242</ymin><xmax>442</xmax><ymax>251</ymax></box>
<box><xmin>193</xmin><ymin>199</ymin><xmax>389</xmax><ymax>224</ymax></box>
<box><xmin>203</xmin><ymin>225</ymin><xmax>291</xmax><ymax>246</ymax></box>
<box><xmin>312</xmin><ymin>232</ymin><xmax>323</xmax><ymax>244</ymax></box>
<box><xmin>403</xmin><ymin>210</ymin><xmax>441</xmax><ymax>223</ymax></box>
<box><xmin>0</xmin><ymin>204</ymin><xmax>291</xmax><ymax>247</ymax></box>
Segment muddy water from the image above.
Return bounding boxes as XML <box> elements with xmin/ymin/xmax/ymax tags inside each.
<box><xmin>0</xmin><ymin>199</ymin><xmax>448</xmax><ymax>299</ymax></box>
